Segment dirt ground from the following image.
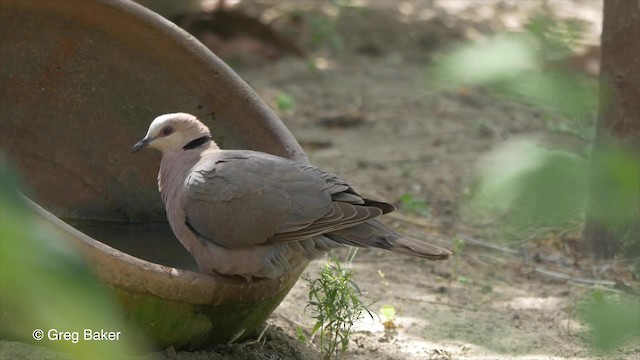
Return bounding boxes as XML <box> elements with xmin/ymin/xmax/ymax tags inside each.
<box><xmin>4</xmin><ymin>1</ymin><xmax>637</xmax><ymax>359</ymax></box>
<box><xmin>192</xmin><ymin>1</ymin><xmax>635</xmax><ymax>359</ymax></box>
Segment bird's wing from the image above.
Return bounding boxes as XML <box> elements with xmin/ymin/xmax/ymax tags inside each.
<box><xmin>183</xmin><ymin>150</ymin><xmax>386</xmax><ymax>248</ymax></box>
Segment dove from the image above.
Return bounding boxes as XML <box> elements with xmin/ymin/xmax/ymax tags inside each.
<box><xmin>133</xmin><ymin>113</ymin><xmax>451</xmax><ymax>279</ymax></box>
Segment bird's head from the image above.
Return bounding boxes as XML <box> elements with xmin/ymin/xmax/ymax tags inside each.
<box><xmin>132</xmin><ymin>113</ymin><xmax>214</xmax><ymax>155</ymax></box>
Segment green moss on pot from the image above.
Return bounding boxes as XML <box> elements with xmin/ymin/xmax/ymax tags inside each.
<box><xmin>110</xmin><ymin>276</ymin><xmax>297</xmax><ymax>350</ymax></box>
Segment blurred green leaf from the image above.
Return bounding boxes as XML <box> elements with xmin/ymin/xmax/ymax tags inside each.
<box><xmin>465</xmin><ymin>138</ymin><xmax>638</xmax><ymax>250</ymax></box>
<box><xmin>432</xmin><ymin>34</ymin><xmax>537</xmax><ymax>87</ymax></box>
<box><xmin>578</xmin><ymin>291</ymin><xmax>640</xmax><ymax>351</ymax></box>
<box><xmin>430</xmin><ymin>31</ymin><xmax>598</xmax><ymax>135</ymax></box>
<box><xmin>466</xmin><ymin>140</ymin><xmax>589</xmax><ymax>238</ymax></box>
<box><xmin>498</xmin><ymin>70</ymin><xmax>598</xmax><ymax>119</ymax></box>
<box><xmin>589</xmin><ymin>144</ymin><xmax>640</xmax><ymax>227</ymax></box>
<box><xmin>0</xmin><ymin>157</ymin><xmax>145</xmax><ymax>359</ymax></box>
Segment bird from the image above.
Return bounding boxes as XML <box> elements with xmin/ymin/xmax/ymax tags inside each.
<box><xmin>133</xmin><ymin>113</ymin><xmax>451</xmax><ymax>279</ymax></box>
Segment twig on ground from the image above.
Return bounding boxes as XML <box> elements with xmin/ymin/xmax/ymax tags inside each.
<box><xmin>534</xmin><ymin>267</ymin><xmax>616</xmax><ymax>286</ymax></box>
<box><xmin>456</xmin><ymin>234</ymin><xmax>520</xmax><ymax>255</ymax></box>
<box><xmin>566</xmin><ymin>281</ymin><xmax>626</xmax><ymax>294</ymax></box>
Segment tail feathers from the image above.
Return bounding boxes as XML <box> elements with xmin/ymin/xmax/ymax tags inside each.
<box><xmin>326</xmin><ymin>219</ymin><xmax>451</xmax><ymax>260</ymax></box>
<box><xmin>389</xmin><ymin>237</ymin><xmax>451</xmax><ymax>260</ymax></box>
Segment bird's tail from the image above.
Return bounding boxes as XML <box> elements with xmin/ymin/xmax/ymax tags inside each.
<box><xmin>325</xmin><ymin>219</ymin><xmax>451</xmax><ymax>260</ymax></box>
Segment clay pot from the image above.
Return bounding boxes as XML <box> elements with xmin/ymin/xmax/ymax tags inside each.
<box><xmin>0</xmin><ymin>0</ymin><xmax>308</xmax><ymax>350</ymax></box>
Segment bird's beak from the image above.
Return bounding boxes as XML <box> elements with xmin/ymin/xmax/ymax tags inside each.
<box><xmin>132</xmin><ymin>137</ymin><xmax>151</xmax><ymax>153</ymax></box>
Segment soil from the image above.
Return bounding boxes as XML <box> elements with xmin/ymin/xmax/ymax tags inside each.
<box><xmin>4</xmin><ymin>1</ymin><xmax>638</xmax><ymax>359</ymax></box>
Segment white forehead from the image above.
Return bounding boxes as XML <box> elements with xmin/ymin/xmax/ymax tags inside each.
<box><xmin>146</xmin><ymin>112</ymin><xmax>196</xmax><ymax>136</ymax></box>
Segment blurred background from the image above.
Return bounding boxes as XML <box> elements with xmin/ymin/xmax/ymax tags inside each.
<box><xmin>2</xmin><ymin>0</ymin><xmax>638</xmax><ymax>359</ymax></box>
<box><xmin>136</xmin><ymin>0</ymin><xmax>638</xmax><ymax>358</ymax></box>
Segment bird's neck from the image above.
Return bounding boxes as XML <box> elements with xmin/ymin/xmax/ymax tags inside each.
<box><xmin>158</xmin><ymin>150</ymin><xmax>202</xmax><ymax>204</ymax></box>
<box><xmin>182</xmin><ymin>136</ymin><xmax>216</xmax><ymax>150</ymax></box>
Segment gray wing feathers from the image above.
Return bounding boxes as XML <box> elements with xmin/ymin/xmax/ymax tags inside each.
<box><xmin>183</xmin><ymin>151</ymin><xmax>384</xmax><ymax>249</ymax></box>
<box><xmin>182</xmin><ymin>150</ymin><xmax>450</xmax><ymax>262</ymax></box>
<box><xmin>270</xmin><ymin>203</ymin><xmax>382</xmax><ymax>242</ymax></box>
<box><xmin>331</xmin><ymin>192</ymin><xmax>365</xmax><ymax>204</ymax></box>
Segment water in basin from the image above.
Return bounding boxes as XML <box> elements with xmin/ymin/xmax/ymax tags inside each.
<box><xmin>65</xmin><ymin>220</ymin><xmax>199</xmax><ymax>272</ymax></box>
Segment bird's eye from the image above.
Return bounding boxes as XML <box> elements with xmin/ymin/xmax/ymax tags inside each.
<box><xmin>160</xmin><ymin>126</ymin><xmax>174</xmax><ymax>136</ymax></box>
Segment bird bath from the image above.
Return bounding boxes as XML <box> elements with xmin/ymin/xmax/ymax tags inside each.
<box><xmin>0</xmin><ymin>0</ymin><xmax>309</xmax><ymax>350</ymax></box>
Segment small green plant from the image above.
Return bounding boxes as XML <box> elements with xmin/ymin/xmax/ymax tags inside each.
<box><xmin>309</xmin><ymin>15</ymin><xmax>343</xmax><ymax>51</ymax></box>
<box><xmin>473</xmin><ymin>119</ymin><xmax>493</xmax><ymax>137</ymax></box>
<box><xmin>400</xmin><ymin>165</ymin><xmax>414</xmax><ymax>178</ymax></box>
<box><xmin>307</xmin><ymin>0</ymin><xmax>355</xmax><ymax>52</ymax></box>
<box><xmin>379</xmin><ymin>304</ymin><xmax>397</xmax><ymax>330</ymax></box>
<box><xmin>296</xmin><ymin>326</ymin><xmax>307</xmax><ymax>342</ymax></box>
<box><xmin>275</xmin><ymin>93</ymin><xmax>295</xmax><ymax>113</ymax></box>
<box><xmin>525</xmin><ymin>12</ymin><xmax>584</xmax><ymax>63</ymax></box>
<box><xmin>451</xmin><ymin>237</ymin><xmax>466</xmax><ymax>282</ymax></box>
<box><xmin>398</xmin><ymin>193</ymin><xmax>430</xmax><ymax>217</ymax></box>
<box><xmin>305</xmin><ymin>248</ymin><xmax>372</xmax><ymax>359</ymax></box>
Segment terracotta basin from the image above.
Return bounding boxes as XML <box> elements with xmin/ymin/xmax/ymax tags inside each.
<box><xmin>0</xmin><ymin>0</ymin><xmax>308</xmax><ymax>350</ymax></box>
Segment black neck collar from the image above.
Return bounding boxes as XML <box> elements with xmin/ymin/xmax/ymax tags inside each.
<box><xmin>183</xmin><ymin>136</ymin><xmax>212</xmax><ymax>150</ymax></box>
